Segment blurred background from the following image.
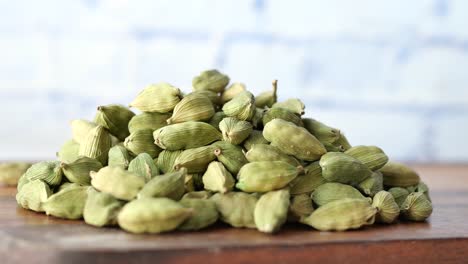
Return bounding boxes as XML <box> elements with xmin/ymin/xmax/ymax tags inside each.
<box><xmin>0</xmin><ymin>0</ymin><xmax>467</xmax><ymax>163</ymax></box>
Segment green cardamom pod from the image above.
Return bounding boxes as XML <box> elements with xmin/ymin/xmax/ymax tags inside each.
<box><xmin>192</xmin><ymin>69</ymin><xmax>229</xmax><ymax>93</ymax></box>
<box><xmin>91</xmin><ymin>166</ymin><xmax>145</xmax><ymax>201</ymax></box>
<box><xmin>42</xmin><ymin>184</ymin><xmax>89</xmax><ymax>219</ymax></box>
<box><xmin>211</xmin><ymin>141</ymin><xmax>248</xmax><ymax>175</ymax></box>
<box><xmin>137</xmin><ymin>168</ymin><xmax>187</xmax><ymax>200</ymax></box>
<box><xmin>379</xmin><ymin>161</ymin><xmax>421</xmax><ymax>187</ymax></box>
<box><xmin>124</xmin><ymin>129</ymin><xmax>162</xmax><ymax>158</ymax></box>
<box><xmin>415</xmin><ymin>181</ymin><xmax>431</xmax><ymax>202</ymax></box>
<box><xmin>255</xmin><ymin>79</ymin><xmax>277</xmax><ymax>108</ymax></box>
<box><xmin>243</xmin><ymin>130</ymin><xmax>269</xmax><ymax>151</ymax></box>
<box><xmin>211</xmin><ymin>192</ymin><xmax>257</xmax><ymax>228</ymax></box>
<box><xmin>219</xmin><ymin>117</ymin><xmax>253</xmax><ymax>145</ymax></box>
<box><xmin>78</xmin><ymin>125</ymin><xmax>112</xmax><ymax>165</ymax></box>
<box><xmin>94</xmin><ymin>104</ymin><xmax>135</xmax><ymax>141</ymax></box>
<box><xmin>157</xmin><ymin>150</ymin><xmax>183</xmax><ymax>173</ymax></box>
<box><xmin>178</xmin><ymin>198</ymin><xmax>219</xmax><ymax>231</ymax></box>
<box><xmin>356</xmin><ymin>171</ymin><xmax>384</xmax><ymax>197</ymax></box>
<box><xmin>202</xmin><ymin>161</ymin><xmax>235</xmax><ymax>193</ymax></box>
<box><xmin>288</xmin><ymin>193</ymin><xmax>314</xmax><ymax>222</ymax></box>
<box><xmin>71</xmin><ymin>119</ymin><xmax>97</xmax><ymax>144</ymax></box>
<box><xmin>23</xmin><ymin>161</ymin><xmax>63</xmax><ymax>186</ymax></box>
<box><xmin>108</xmin><ymin>144</ymin><xmax>132</xmax><ymax>169</ymax></box>
<box><xmin>289</xmin><ymin>161</ymin><xmax>326</xmax><ymax>195</ymax></box>
<box><xmin>128</xmin><ymin>112</ymin><xmax>171</xmax><ymax>134</ymax></box>
<box><xmin>319</xmin><ymin>152</ymin><xmax>373</xmax><ymax>185</ymax></box>
<box><xmin>262</xmin><ymin>107</ymin><xmax>304</xmax><ymax>127</ymax></box>
<box><xmin>345</xmin><ymin>145</ymin><xmax>389</xmax><ymax>171</ymax></box>
<box><xmin>129</xmin><ymin>82</ymin><xmax>182</xmax><ymax>113</ymax></box>
<box><xmin>0</xmin><ymin>162</ymin><xmax>32</xmax><ymax>186</ymax></box>
<box><xmin>302</xmin><ymin>118</ymin><xmax>351</xmax><ymax>152</ymax></box>
<box><xmin>182</xmin><ymin>191</ymin><xmax>212</xmax><ymax>200</ymax></box>
<box><xmin>167</xmin><ymin>93</ymin><xmax>215</xmax><ymax>124</ymax></box>
<box><xmin>401</xmin><ymin>192</ymin><xmax>433</xmax><ymax>221</ymax></box>
<box><xmin>388</xmin><ymin>187</ymin><xmax>410</xmax><ymax>207</ymax></box>
<box><xmin>236</xmin><ymin>161</ymin><xmax>300</xmax><ymax>193</ymax></box>
<box><xmin>117</xmin><ymin>197</ymin><xmax>193</xmax><ymax>234</ymax></box>
<box><xmin>208</xmin><ymin>111</ymin><xmax>227</xmax><ymax>129</ymax></box>
<box><xmin>263</xmin><ymin>119</ymin><xmax>326</xmax><ymax>161</ymax></box>
<box><xmin>128</xmin><ymin>153</ymin><xmax>160</xmax><ymax>182</ymax></box>
<box><xmin>173</xmin><ymin>145</ymin><xmax>217</xmax><ymax>173</ymax></box>
<box><xmin>272</xmin><ymin>98</ymin><xmax>305</xmax><ymax>116</ymax></box>
<box><xmin>57</xmin><ymin>139</ymin><xmax>80</xmax><ymax>163</ymax></box>
<box><xmin>221</xmin><ymin>82</ymin><xmax>246</xmax><ymax>104</ymax></box>
<box><xmin>16</xmin><ymin>179</ymin><xmax>52</xmax><ymax>212</ymax></box>
<box><xmin>372</xmin><ymin>191</ymin><xmax>400</xmax><ymax>224</ymax></box>
<box><xmin>311</xmin><ymin>182</ymin><xmax>367</xmax><ymax>207</ymax></box>
<box><xmin>190</xmin><ymin>90</ymin><xmax>221</xmax><ymax>107</ymax></box>
<box><xmin>84</xmin><ymin>188</ymin><xmax>124</xmax><ymax>227</ymax></box>
<box><xmin>222</xmin><ymin>91</ymin><xmax>256</xmax><ymax>121</ymax></box>
<box><xmin>245</xmin><ymin>144</ymin><xmax>301</xmax><ymax>166</ymax></box>
<box><xmin>154</xmin><ymin>121</ymin><xmax>222</xmax><ymax>150</ymax></box>
<box><xmin>61</xmin><ymin>157</ymin><xmax>102</xmax><ymax>185</ymax></box>
<box><xmin>251</xmin><ymin>107</ymin><xmax>266</xmax><ymax>128</ymax></box>
<box><xmin>254</xmin><ymin>189</ymin><xmax>290</xmax><ymax>233</ymax></box>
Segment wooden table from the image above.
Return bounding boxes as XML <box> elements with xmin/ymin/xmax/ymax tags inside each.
<box><xmin>1</xmin><ymin>165</ymin><xmax>467</xmax><ymax>264</ymax></box>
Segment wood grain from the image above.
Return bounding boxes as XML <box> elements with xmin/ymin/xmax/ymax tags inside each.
<box><xmin>1</xmin><ymin>165</ymin><xmax>468</xmax><ymax>264</ymax></box>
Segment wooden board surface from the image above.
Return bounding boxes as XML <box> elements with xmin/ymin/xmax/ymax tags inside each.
<box><xmin>1</xmin><ymin>165</ymin><xmax>468</xmax><ymax>264</ymax></box>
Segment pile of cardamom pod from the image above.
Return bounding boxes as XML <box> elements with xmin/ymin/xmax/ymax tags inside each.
<box><xmin>12</xmin><ymin>70</ymin><xmax>433</xmax><ymax>234</ymax></box>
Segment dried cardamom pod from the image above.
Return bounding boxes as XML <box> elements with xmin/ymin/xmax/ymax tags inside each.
<box><xmin>78</xmin><ymin>125</ymin><xmax>112</xmax><ymax>165</ymax></box>
<box><xmin>288</xmin><ymin>193</ymin><xmax>314</xmax><ymax>222</ymax></box>
<box><xmin>262</xmin><ymin>107</ymin><xmax>304</xmax><ymax>127</ymax></box>
<box><xmin>236</xmin><ymin>161</ymin><xmax>301</xmax><ymax>193</ymax></box>
<box><xmin>311</xmin><ymin>183</ymin><xmax>367</xmax><ymax>207</ymax></box>
<box><xmin>178</xmin><ymin>198</ymin><xmax>219</xmax><ymax>231</ymax></box>
<box><xmin>128</xmin><ymin>112</ymin><xmax>171</xmax><ymax>134</ymax></box>
<box><xmin>263</xmin><ymin>119</ymin><xmax>326</xmax><ymax>161</ymax></box>
<box><xmin>42</xmin><ymin>184</ymin><xmax>89</xmax><ymax>219</ymax></box>
<box><xmin>401</xmin><ymin>192</ymin><xmax>433</xmax><ymax>221</ymax></box>
<box><xmin>182</xmin><ymin>191</ymin><xmax>212</xmax><ymax>200</ymax></box>
<box><xmin>300</xmin><ymin>198</ymin><xmax>376</xmax><ymax>231</ymax></box>
<box><xmin>245</xmin><ymin>144</ymin><xmax>301</xmax><ymax>166</ymax></box>
<box><xmin>71</xmin><ymin>119</ymin><xmax>97</xmax><ymax>144</ymax></box>
<box><xmin>94</xmin><ymin>104</ymin><xmax>135</xmax><ymax>141</ymax></box>
<box><xmin>356</xmin><ymin>171</ymin><xmax>384</xmax><ymax>197</ymax></box>
<box><xmin>254</xmin><ymin>189</ymin><xmax>290</xmax><ymax>233</ymax></box>
<box><xmin>380</xmin><ymin>161</ymin><xmax>421</xmax><ymax>187</ymax></box>
<box><xmin>130</xmin><ymin>82</ymin><xmax>182</xmax><ymax>113</ymax></box>
<box><xmin>154</xmin><ymin>121</ymin><xmax>222</xmax><ymax>150</ymax></box>
<box><xmin>57</xmin><ymin>139</ymin><xmax>80</xmax><ymax>163</ymax></box>
<box><xmin>117</xmin><ymin>197</ymin><xmax>193</xmax><ymax>234</ymax></box>
<box><xmin>167</xmin><ymin>93</ymin><xmax>215</xmax><ymax>124</ymax></box>
<box><xmin>208</xmin><ymin>111</ymin><xmax>227</xmax><ymax>129</ymax></box>
<box><xmin>219</xmin><ymin>117</ymin><xmax>253</xmax><ymax>145</ymax></box>
<box><xmin>212</xmin><ymin>141</ymin><xmax>248</xmax><ymax>175</ymax></box>
<box><xmin>16</xmin><ymin>179</ymin><xmax>52</xmax><ymax>212</ymax></box>
<box><xmin>173</xmin><ymin>145</ymin><xmax>217</xmax><ymax>173</ymax></box>
<box><xmin>128</xmin><ymin>153</ymin><xmax>159</xmax><ymax>182</ymax></box>
<box><xmin>243</xmin><ymin>130</ymin><xmax>269</xmax><ymax>151</ymax></box>
<box><xmin>345</xmin><ymin>145</ymin><xmax>389</xmax><ymax>171</ymax></box>
<box><xmin>91</xmin><ymin>166</ymin><xmax>145</xmax><ymax>201</ymax></box>
<box><xmin>415</xmin><ymin>181</ymin><xmax>431</xmax><ymax>202</ymax></box>
<box><xmin>221</xmin><ymin>82</ymin><xmax>246</xmax><ymax>104</ymax></box>
<box><xmin>251</xmin><ymin>107</ymin><xmax>266</xmax><ymax>128</ymax></box>
<box><xmin>388</xmin><ymin>187</ymin><xmax>410</xmax><ymax>207</ymax></box>
<box><xmin>272</xmin><ymin>98</ymin><xmax>305</xmax><ymax>116</ymax></box>
<box><xmin>124</xmin><ymin>129</ymin><xmax>162</xmax><ymax>158</ymax></box>
<box><xmin>157</xmin><ymin>150</ymin><xmax>183</xmax><ymax>173</ymax></box>
<box><xmin>192</xmin><ymin>69</ymin><xmax>229</xmax><ymax>93</ymax></box>
<box><xmin>61</xmin><ymin>156</ymin><xmax>103</xmax><ymax>185</ymax></box>
<box><xmin>0</xmin><ymin>162</ymin><xmax>32</xmax><ymax>186</ymax></box>
<box><xmin>319</xmin><ymin>152</ymin><xmax>373</xmax><ymax>185</ymax></box>
<box><xmin>211</xmin><ymin>192</ymin><xmax>257</xmax><ymax>228</ymax></box>
<box><xmin>202</xmin><ymin>161</ymin><xmax>235</xmax><ymax>193</ymax></box>
<box><xmin>302</xmin><ymin>118</ymin><xmax>351</xmax><ymax>152</ymax></box>
<box><xmin>289</xmin><ymin>161</ymin><xmax>326</xmax><ymax>195</ymax></box>
<box><xmin>137</xmin><ymin>168</ymin><xmax>186</xmax><ymax>200</ymax></box>
<box><xmin>23</xmin><ymin>161</ymin><xmax>63</xmax><ymax>186</ymax></box>
<box><xmin>255</xmin><ymin>79</ymin><xmax>277</xmax><ymax>108</ymax></box>
<box><xmin>372</xmin><ymin>191</ymin><xmax>400</xmax><ymax>224</ymax></box>
<box><xmin>84</xmin><ymin>188</ymin><xmax>124</xmax><ymax>227</ymax></box>
<box><xmin>108</xmin><ymin>144</ymin><xmax>132</xmax><ymax>169</ymax></box>
<box><xmin>222</xmin><ymin>91</ymin><xmax>256</xmax><ymax>121</ymax></box>
<box><xmin>190</xmin><ymin>90</ymin><xmax>221</xmax><ymax>107</ymax></box>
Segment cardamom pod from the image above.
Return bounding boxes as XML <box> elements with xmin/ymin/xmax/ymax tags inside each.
<box><xmin>312</xmin><ymin>182</ymin><xmax>367</xmax><ymax>207</ymax></box>
<box><xmin>288</xmin><ymin>193</ymin><xmax>314</xmax><ymax>222</ymax></box>
<box><xmin>16</xmin><ymin>179</ymin><xmax>52</xmax><ymax>212</ymax></box>
<box><xmin>272</xmin><ymin>98</ymin><xmax>305</xmax><ymax>116</ymax></box>
<box><xmin>212</xmin><ymin>141</ymin><xmax>248</xmax><ymax>175</ymax></box>
<box><xmin>157</xmin><ymin>150</ymin><xmax>183</xmax><ymax>173</ymax></box>
<box><xmin>289</xmin><ymin>161</ymin><xmax>326</xmax><ymax>195</ymax></box>
<box><xmin>401</xmin><ymin>192</ymin><xmax>433</xmax><ymax>221</ymax></box>
<box><xmin>415</xmin><ymin>181</ymin><xmax>431</xmax><ymax>202</ymax></box>
<box><xmin>262</xmin><ymin>107</ymin><xmax>304</xmax><ymax>127</ymax></box>
<box><xmin>243</xmin><ymin>130</ymin><xmax>269</xmax><ymax>151</ymax></box>
<box><xmin>372</xmin><ymin>191</ymin><xmax>400</xmax><ymax>224</ymax></box>
<box><xmin>71</xmin><ymin>119</ymin><xmax>97</xmax><ymax>144</ymax></box>
<box><xmin>94</xmin><ymin>104</ymin><xmax>135</xmax><ymax>141</ymax></box>
<box><xmin>128</xmin><ymin>112</ymin><xmax>171</xmax><ymax>134</ymax></box>
<box><xmin>108</xmin><ymin>144</ymin><xmax>132</xmax><ymax>169</ymax></box>
<box><xmin>388</xmin><ymin>187</ymin><xmax>410</xmax><ymax>207</ymax></box>
<box><xmin>137</xmin><ymin>168</ymin><xmax>186</xmax><ymax>200</ymax></box>
<box><xmin>221</xmin><ymin>82</ymin><xmax>246</xmax><ymax>104</ymax></box>
<box><xmin>208</xmin><ymin>111</ymin><xmax>227</xmax><ymax>129</ymax></box>
<box><xmin>319</xmin><ymin>152</ymin><xmax>373</xmax><ymax>185</ymax></box>
<box><xmin>84</xmin><ymin>188</ymin><xmax>124</xmax><ymax>227</ymax></box>
<box><xmin>154</xmin><ymin>121</ymin><xmax>222</xmax><ymax>150</ymax></box>
<box><xmin>182</xmin><ymin>191</ymin><xmax>212</xmax><ymax>200</ymax></box>
<box><xmin>302</xmin><ymin>118</ymin><xmax>351</xmax><ymax>151</ymax></box>
<box><xmin>129</xmin><ymin>82</ymin><xmax>182</xmax><ymax>113</ymax></box>
<box><xmin>91</xmin><ymin>166</ymin><xmax>145</xmax><ymax>201</ymax></box>
<box><xmin>42</xmin><ymin>184</ymin><xmax>89</xmax><ymax>219</ymax></box>
<box><xmin>202</xmin><ymin>161</ymin><xmax>235</xmax><ymax>193</ymax></box>
<box><xmin>190</xmin><ymin>90</ymin><xmax>221</xmax><ymax>107</ymax></box>
<box><xmin>245</xmin><ymin>144</ymin><xmax>301</xmax><ymax>166</ymax></box>
<box><xmin>173</xmin><ymin>145</ymin><xmax>217</xmax><ymax>173</ymax></box>
<box><xmin>124</xmin><ymin>129</ymin><xmax>162</xmax><ymax>158</ymax></box>
<box><xmin>255</xmin><ymin>79</ymin><xmax>277</xmax><ymax>108</ymax></box>
<box><xmin>345</xmin><ymin>145</ymin><xmax>389</xmax><ymax>171</ymax></box>
<box><xmin>78</xmin><ymin>125</ymin><xmax>112</xmax><ymax>165</ymax></box>
<box><xmin>167</xmin><ymin>93</ymin><xmax>215</xmax><ymax>124</ymax></box>
<box><xmin>380</xmin><ymin>161</ymin><xmax>421</xmax><ymax>187</ymax></box>
<box><xmin>254</xmin><ymin>189</ymin><xmax>290</xmax><ymax>233</ymax></box>
<box><xmin>61</xmin><ymin>156</ymin><xmax>102</xmax><ymax>185</ymax></box>
<box><xmin>219</xmin><ymin>117</ymin><xmax>253</xmax><ymax>145</ymax></box>
<box><xmin>57</xmin><ymin>139</ymin><xmax>80</xmax><ymax>163</ymax></box>
<box><xmin>211</xmin><ymin>192</ymin><xmax>257</xmax><ymax>228</ymax></box>
<box><xmin>192</xmin><ymin>69</ymin><xmax>229</xmax><ymax>93</ymax></box>
<box><xmin>178</xmin><ymin>198</ymin><xmax>219</xmax><ymax>231</ymax></box>
<box><xmin>356</xmin><ymin>171</ymin><xmax>384</xmax><ymax>197</ymax></box>
<box><xmin>222</xmin><ymin>91</ymin><xmax>256</xmax><ymax>121</ymax></box>
<box><xmin>128</xmin><ymin>153</ymin><xmax>159</xmax><ymax>182</ymax></box>
<box><xmin>251</xmin><ymin>107</ymin><xmax>266</xmax><ymax>128</ymax></box>
<box><xmin>23</xmin><ymin>161</ymin><xmax>63</xmax><ymax>186</ymax></box>
<box><xmin>0</xmin><ymin>162</ymin><xmax>31</xmax><ymax>186</ymax></box>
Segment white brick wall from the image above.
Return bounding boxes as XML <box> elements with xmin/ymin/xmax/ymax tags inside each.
<box><xmin>0</xmin><ymin>0</ymin><xmax>467</xmax><ymax>162</ymax></box>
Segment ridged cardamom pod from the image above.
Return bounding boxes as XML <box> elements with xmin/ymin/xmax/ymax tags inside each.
<box><xmin>128</xmin><ymin>153</ymin><xmax>159</xmax><ymax>182</ymax></box>
<box><xmin>255</xmin><ymin>79</ymin><xmax>277</xmax><ymax>108</ymax></box>
<box><xmin>128</xmin><ymin>112</ymin><xmax>171</xmax><ymax>134</ymax></box>
<box><xmin>202</xmin><ymin>161</ymin><xmax>235</xmax><ymax>193</ymax></box>
<box><xmin>137</xmin><ymin>168</ymin><xmax>187</xmax><ymax>200</ymax></box>
<box><xmin>388</xmin><ymin>187</ymin><xmax>410</xmax><ymax>207</ymax></box>
<box><xmin>178</xmin><ymin>198</ymin><xmax>219</xmax><ymax>231</ymax></box>
<box><xmin>0</xmin><ymin>162</ymin><xmax>31</xmax><ymax>186</ymax></box>
<box><xmin>372</xmin><ymin>191</ymin><xmax>400</xmax><ymax>224</ymax></box>
<box><xmin>300</xmin><ymin>198</ymin><xmax>376</xmax><ymax>231</ymax></box>
<box><xmin>23</xmin><ymin>161</ymin><xmax>63</xmax><ymax>186</ymax></box>
<box><xmin>302</xmin><ymin>118</ymin><xmax>351</xmax><ymax>152</ymax></box>
<box><xmin>236</xmin><ymin>161</ymin><xmax>301</xmax><ymax>193</ymax></box>
<box><xmin>192</xmin><ymin>69</ymin><xmax>229</xmax><ymax>93</ymax></box>
<box><xmin>345</xmin><ymin>145</ymin><xmax>389</xmax><ymax>171</ymax></box>
<box><xmin>243</xmin><ymin>130</ymin><xmax>269</xmax><ymax>151</ymax></box>
<box><xmin>117</xmin><ymin>197</ymin><xmax>193</xmax><ymax>234</ymax></box>
<box><xmin>167</xmin><ymin>93</ymin><xmax>215</xmax><ymax>124</ymax></box>
<box><xmin>84</xmin><ymin>188</ymin><xmax>124</xmax><ymax>227</ymax></box>
<box><xmin>78</xmin><ymin>125</ymin><xmax>112</xmax><ymax>165</ymax></box>
<box><xmin>129</xmin><ymin>82</ymin><xmax>182</xmax><ymax>113</ymax></box>
<box><xmin>157</xmin><ymin>150</ymin><xmax>183</xmax><ymax>173</ymax></box>
<box><xmin>288</xmin><ymin>193</ymin><xmax>314</xmax><ymax>222</ymax></box>
<box><xmin>415</xmin><ymin>181</ymin><xmax>431</xmax><ymax>202</ymax></box>
<box><xmin>91</xmin><ymin>166</ymin><xmax>145</xmax><ymax>201</ymax></box>
<box><xmin>221</xmin><ymin>82</ymin><xmax>246</xmax><ymax>104</ymax></box>
<box><xmin>154</xmin><ymin>121</ymin><xmax>222</xmax><ymax>150</ymax></box>
<box><xmin>191</xmin><ymin>90</ymin><xmax>221</xmax><ymax>107</ymax></box>
<box><xmin>262</xmin><ymin>107</ymin><xmax>304</xmax><ymax>127</ymax></box>
<box><xmin>182</xmin><ymin>191</ymin><xmax>212</xmax><ymax>200</ymax></box>
<box><xmin>124</xmin><ymin>129</ymin><xmax>162</xmax><ymax>158</ymax></box>
<box><xmin>173</xmin><ymin>145</ymin><xmax>217</xmax><ymax>173</ymax></box>
<box><xmin>356</xmin><ymin>171</ymin><xmax>384</xmax><ymax>197</ymax></box>
<box><xmin>208</xmin><ymin>111</ymin><xmax>227</xmax><ymax>129</ymax></box>
<box><xmin>379</xmin><ymin>161</ymin><xmax>421</xmax><ymax>187</ymax></box>
<box><xmin>254</xmin><ymin>189</ymin><xmax>290</xmax><ymax>233</ymax></box>
<box><xmin>108</xmin><ymin>144</ymin><xmax>132</xmax><ymax>169</ymax></box>
<box><xmin>263</xmin><ymin>119</ymin><xmax>326</xmax><ymax>161</ymax></box>
<box><xmin>222</xmin><ymin>91</ymin><xmax>256</xmax><ymax>121</ymax></box>
<box><xmin>251</xmin><ymin>107</ymin><xmax>266</xmax><ymax>128</ymax></box>
<box><xmin>15</xmin><ymin>179</ymin><xmax>52</xmax><ymax>212</ymax></box>
<box><xmin>246</xmin><ymin>144</ymin><xmax>301</xmax><ymax>166</ymax></box>
<box><xmin>319</xmin><ymin>152</ymin><xmax>373</xmax><ymax>185</ymax></box>
<box><xmin>94</xmin><ymin>104</ymin><xmax>135</xmax><ymax>141</ymax></box>
<box><xmin>401</xmin><ymin>192</ymin><xmax>433</xmax><ymax>221</ymax></box>
<box><xmin>289</xmin><ymin>161</ymin><xmax>326</xmax><ymax>195</ymax></box>
<box><xmin>212</xmin><ymin>141</ymin><xmax>248</xmax><ymax>175</ymax></box>
<box><xmin>71</xmin><ymin>119</ymin><xmax>97</xmax><ymax>144</ymax></box>
<box><xmin>61</xmin><ymin>157</ymin><xmax>102</xmax><ymax>185</ymax></box>
<box><xmin>312</xmin><ymin>183</ymin><xmax>367</xmax><ymax>207</ymax></box>
<box><xmin>42</xmin><ymin>184</ymin><xmax>89</xmax><ymax>219</ymax></box>
<box><xmin>57</xmin><ymin>139</ymin><xmax>80</xmax><ymax>163</ymax></box>
<box><xmin>219</xmin><ymin>117</ymin><xmax>253</xmax><ymax>145</ymax></box>
<box><xmin>211</xmin><ymin>192</ymin><xmax>258</xmax><ymax>228</ymax></box>
<box><xmin>272</xmin><ymin>98</ymin><xmax>305</xmax><ymax>116</ymax></box>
